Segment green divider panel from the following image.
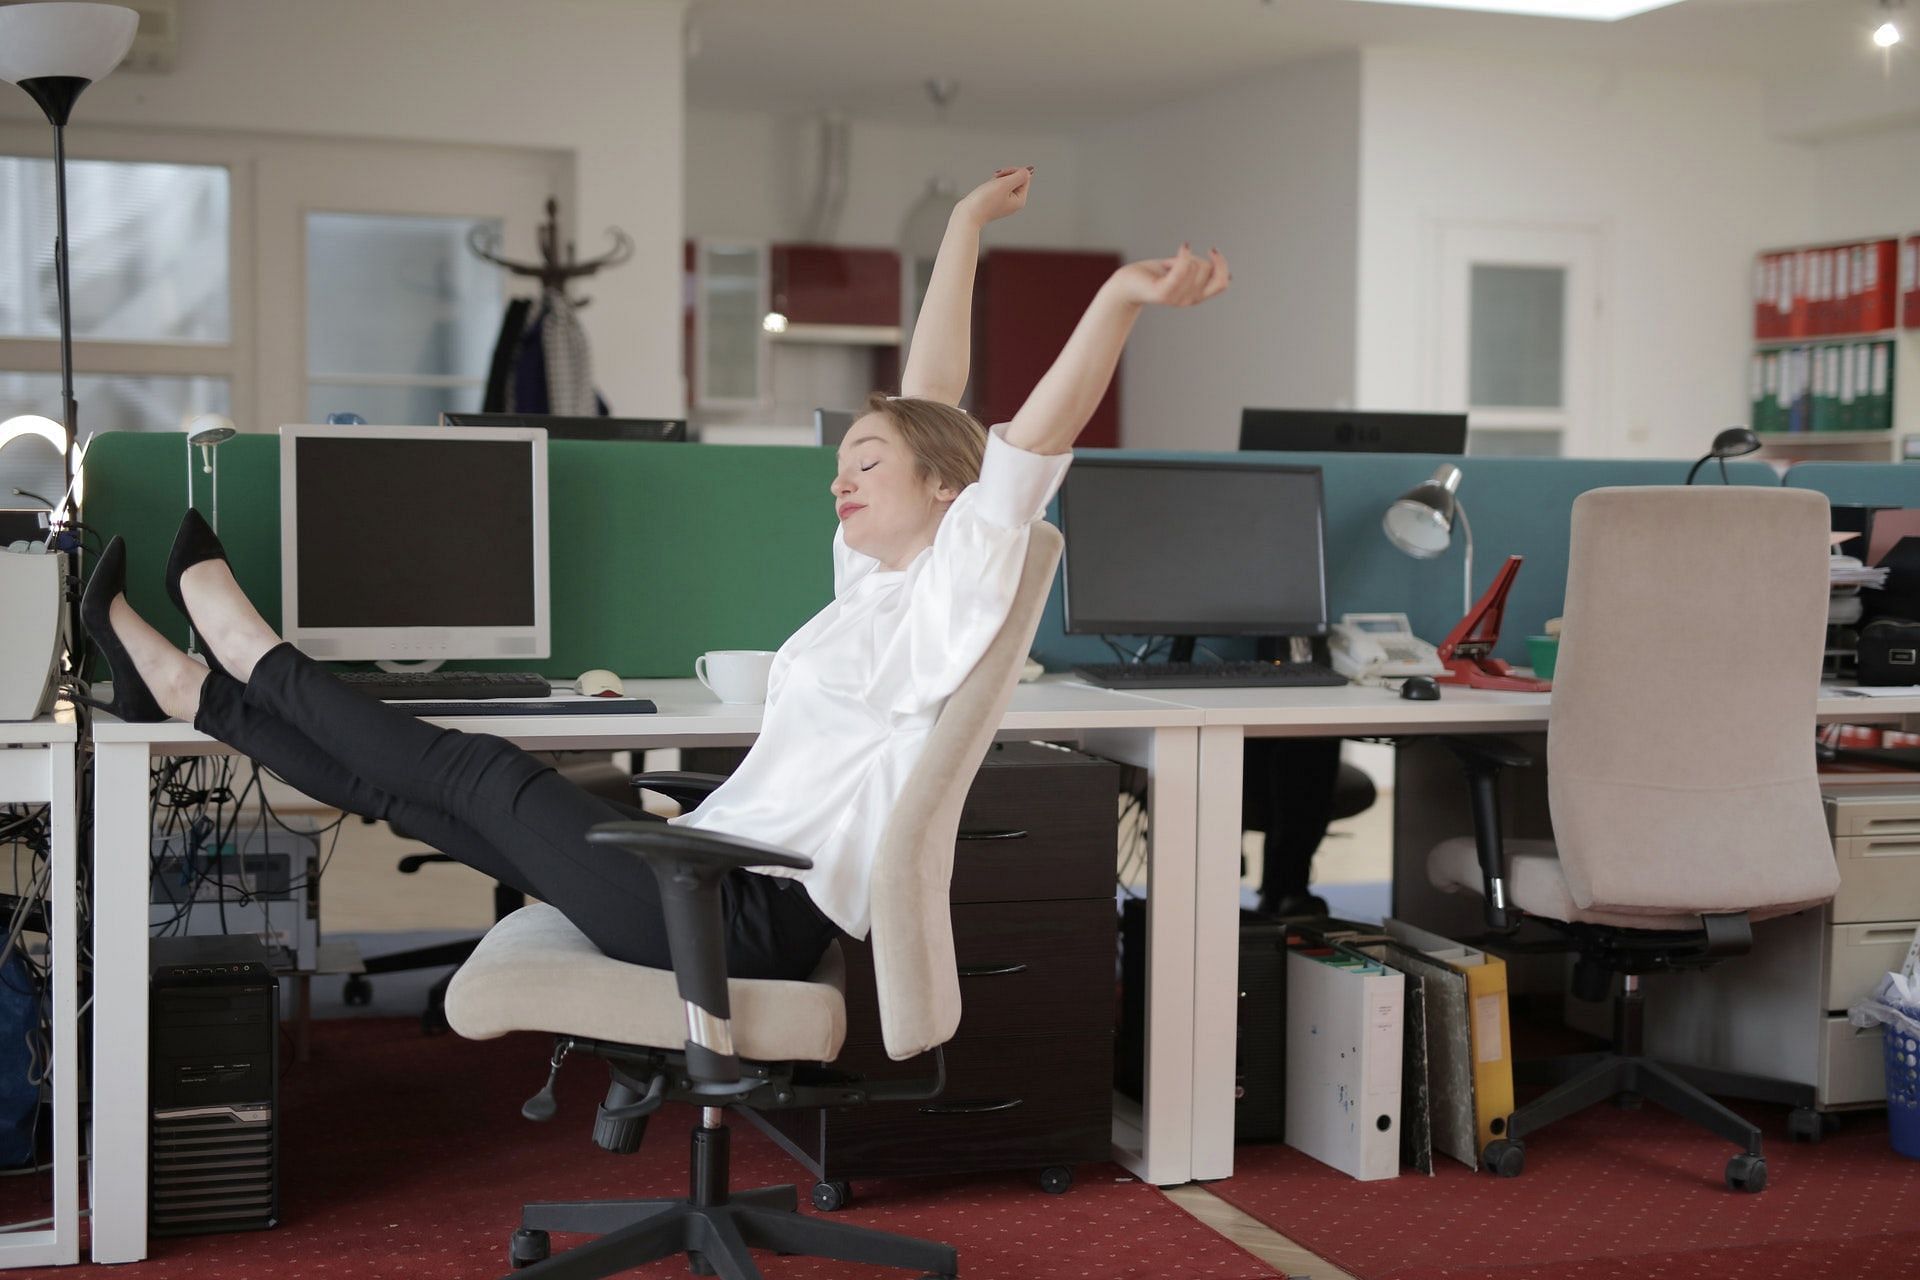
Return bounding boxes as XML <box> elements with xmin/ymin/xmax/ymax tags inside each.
<box><xmin>1783</xmin><ymin>461</ymin><xmax>1920</xmax><ymax>510</ymax></box>
<box><xmin>81</xmin><ymin>432</ymin><xmax>838</xmax><ymax>679</ymax></box>
<box><xmin>1029</xmin><ymin>452</ymin><xmax>1780</xmax><ymax>669</ymax></box>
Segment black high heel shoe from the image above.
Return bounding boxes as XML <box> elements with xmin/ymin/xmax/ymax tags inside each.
<box><xmin>166</xmin><ymin>507</ymin><xmax>231</xmax><ymax>678</ymax></box>
<box><xmin>77</xmin><ymin>536</ymin><xmax>169</xmax><ymax>723</ymax></box>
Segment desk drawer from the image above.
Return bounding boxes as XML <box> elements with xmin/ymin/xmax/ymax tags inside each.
<box><xmin>1827</xmin><ymin>920</ymin><xmax>1920</xmax><ymax>1012</ymax></box>
<box><xmin>1827</xmin><ymin>792</ymin><xmax>1920</xmax><ymax>839</ymax></box>
<box><xmin>1820</xmin><ymin>1015</ymin><xmax>1887</xmax><ymax>1107</ymax></box>
<box><xmin>1832</xmin><ymin>836</ymin><xmax>1920</xmax><ymax>923</ymax></box>
<box><xmin>839</xmin><ymin>899</ymin><xmax>1115</xmax><ymax>1049</ymax></box>
<box><xmin>953</xmin><ymin>745</ymin><xmax>1117</xmax><ymax>904</ymax></box>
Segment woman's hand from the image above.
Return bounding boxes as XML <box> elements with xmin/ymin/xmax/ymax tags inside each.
<box><xmin>1105</xmin><ymin>245</ymin><xmax>1231</xmax><ymax>309</ymax></box>
<box><xmin>954</xmin><ymin>167</ymin><xmax>1034</xmax><ymax>229</ymax></box>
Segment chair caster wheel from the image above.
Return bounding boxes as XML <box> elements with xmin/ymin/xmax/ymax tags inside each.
<box><xmin>1040</xmin><ymin>1165</ymin><xmax>1073</xmax><ymax>1194</ymax></box>
<box><xmin>688</xmin><ymin>1252</ymin><xmax>715</xmax><ymax>1275</ymax></box>
<box><xmin>1787</xmin><ymin>1107</ymin><xmax>1835</xmax><ymax>1143</ymax></box>
<box><xmin>509</xmin><ymin>1227</ymin><xmax>549</xmax><ymax>1269</ymax></box>
<box><xmin>1482</xmin><ymin>1139</ymin><xmax>1524</xmax><ymax>1178</ymax></box>
<box><xmin>342</xmin><ymin>975</ymin><xmax>372</xmax><ymax>1007</ymax></box>
<box><xmin>1726</xmin><ymin>1154</ymin><xmax>1767</xmax><ymax>1193</ymax></box>
<box><xmin>810</xmin><ymin>1179</ymin><xmax>851</xmax><ymax>1212</ymax></box>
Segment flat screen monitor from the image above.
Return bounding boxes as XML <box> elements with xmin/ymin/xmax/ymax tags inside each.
<box><xmin>1239</xmin><ymin>408</ymin><xmax>1468</xmax><ymax>455</ymax></box>
<box><xmin>279</xmin><ymin>424</ymin><xmax>550</xmax><ymax>662</ymax></box>
<box><xmin>1057</xmin><ymin>456</ymin><xmax>1329</xmax><ymax>637</ymax></box>
<box><xmin>440</xmin><ymin>411</ymin><xmax>686</xmax><ymax>442</ymax></box>
<box><xmin>814</xmin><ymin>409</ymin><xmax>859</xmax><ymax>448</ymax></box>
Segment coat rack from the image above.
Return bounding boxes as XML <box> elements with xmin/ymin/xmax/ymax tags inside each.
<box><xmin>467</xmin><ymin>197</ymin><xmax>632</xmax><ymax>307</ymax></box>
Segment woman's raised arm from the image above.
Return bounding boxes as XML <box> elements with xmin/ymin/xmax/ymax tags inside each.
<box><xmin>898</xmin><ymin>166</ymin><xmax>1033</xmax><ymax>406</ymax></box>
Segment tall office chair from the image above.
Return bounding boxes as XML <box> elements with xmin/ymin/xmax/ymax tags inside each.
<box><xmin>444</xmin><ymin>524</ymin><xmax>1064</xmax><ymax>1279</ymax></box>
<box><xmin>1426</xmin><ymin>487</ymin><xmax>1839</xmax><ymax>1192</ymax></box>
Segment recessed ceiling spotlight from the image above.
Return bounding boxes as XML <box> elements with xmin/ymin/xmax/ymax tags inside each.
<box><xmin>1874</xmin><ymin>0</ymin><xmax>1904</xmax><ymax>47</ymax></box>
<box><xmin>1343</xmin><ymin>0</ymin><xmax>1685</xmax><ymax>19</ymax></box>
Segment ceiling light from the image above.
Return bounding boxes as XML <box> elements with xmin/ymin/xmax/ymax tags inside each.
<box><xmin>1875</xmin><ymin>19</ymin><xmax>1902</xmax><ymax>45</ymax></box>
<box><xmin>1344</xmin><ymin>0</ymin><xmax>1685</xmax><ymax>19</ymax></box>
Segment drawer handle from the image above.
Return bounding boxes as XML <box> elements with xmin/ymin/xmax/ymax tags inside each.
<box><xmin>957</xmin><ymin>963</ymin><xmax>1029</xmax><ymax>978</ymax></box>
<box><xmin>957</xmin><ymin>828</ymin><xmax>1029</xmax><ymax>842</ymax></box>
<box><xmin>917</xmin><ymin>1097</ymin><xmax>1025</xmax><ymax>1115</ymax></box>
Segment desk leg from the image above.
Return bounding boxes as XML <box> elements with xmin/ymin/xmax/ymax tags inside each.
<box><xmin>90</xmin><ymin>743</ymin><xmax>151</xmax><ymax>1264</ymax></box>
<box><xmin>1084</xmin><ymin>725</ymin><xmax>1196</xmax><ymax>1189</ymax></box>
<box><xmin>1191</xmin><ymin>725</ymin><xmax>1244</xmax><ymax>1181</ymax></box>
<box><xmin>48</xmin><ymin>746</ymin><xmax>78</xmax><ymax>1265</ymax></box>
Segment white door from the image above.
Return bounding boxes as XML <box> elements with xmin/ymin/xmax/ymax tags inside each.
<box><xmin>1434</xmin><ymin>222</ymin><xmax>1604</xmax><ymax>457</ymax></box>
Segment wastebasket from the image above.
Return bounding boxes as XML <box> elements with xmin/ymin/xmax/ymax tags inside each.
<box><xmin>1887</xmin><ymin>1022</ymin><xmax>1920</xmax><ymax>1160</ymax></box>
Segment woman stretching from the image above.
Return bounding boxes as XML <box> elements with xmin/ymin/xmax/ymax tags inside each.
<box><xmin>82</xmin><ymin>167</ymin><xmax>1229</xmax><ymax>982</ymax></box>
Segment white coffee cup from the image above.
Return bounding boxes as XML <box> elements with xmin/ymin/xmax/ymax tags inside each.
<box><xmin>694</xmin><ymin>650</ymin><xmax>776</xmax><ymax>704</ymax></box>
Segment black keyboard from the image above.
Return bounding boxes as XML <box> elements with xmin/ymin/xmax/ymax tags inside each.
<box><xmin>1072</xmin><ymin>660</ymin><xmax>1348</xmax><ymax>690</ymax></box>
<box><xmin>336</xmin><ymin>670</ymin><xmax>551</xmax><ymax>701</ymax></box>
<box><xmin>385</xmin><ymin>698</ymin><xmax>656</xmax><ymax>717</ymax></box>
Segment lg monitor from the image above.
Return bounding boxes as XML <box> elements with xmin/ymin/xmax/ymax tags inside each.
<box><xmin>814</xmin><ymin>409</ymin><xmax>859</xmax><ymax>448</ymax></box>
<box><xmin>439</xmin><ymin>411</ymin><xmax>687</xmax><ymax>443</ymax></box>
<box><xmin>1239</xmin><ymin>408</ymin><xmax>1468</xmax><ymax>455</ymax></box>
<box><xmin>1057</xmin><ymin>456</ymin><xmax>1329</xmax><ymax>644</ymax></box>
<box><xmin>279</xmin><ymin>423</ymin><xmax>550</xmax><ymax>662</ymax></box>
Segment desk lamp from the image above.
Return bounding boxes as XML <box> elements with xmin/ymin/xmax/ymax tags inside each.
<box><xmin>184</xmin><ymin>413</ymin><xmax>236</xmax><ymax>530</ymax></box>
<box><xmin>1383</xmin><ymin>464</ymin><xmax>1549</xmax><ymax>691</ymax></box>
<box><xmin>1685</xmin><ymin>426</ymin><xmax>1761</xmax><ymax>485</ymax></box>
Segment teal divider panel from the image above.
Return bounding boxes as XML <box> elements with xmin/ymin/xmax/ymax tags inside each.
<box><xmin>1783</xmin><ymin>461</ymin><xmax>1920</xmax><ymax>511</ymax></box>
<box><xmin>81</xmin><ymin>432</ymin><xmax>839</xmax><ymax>679</ymax></box>
<box><xmin>1029</xmin><ymin>452</ymin><xmax>1780</xmax><ymax>670</ymax></box>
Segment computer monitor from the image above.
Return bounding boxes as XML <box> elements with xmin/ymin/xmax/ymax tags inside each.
<box><xmin>814</xmin><ymin>409</ymin><xmax>859</xmax><ymax>448</ymax></box>
<box><xmin>1239</xmin><ymin>408</ymin><xmax>1468</xmax><ymax>455</ymax></box>
<box><xmin>279</xmin><ymin>424</ymin><xmax>550</xmax><ymax>662</ymax></box>
<box><xmin>439</xmin><ymin>411</ymin><xmax>686</xmax><ymax>442</ymax></box>
<box><xmin>1057</xmin><ymin>457</ymin><xmax>1329</xmax><ymax>644</ymax></box>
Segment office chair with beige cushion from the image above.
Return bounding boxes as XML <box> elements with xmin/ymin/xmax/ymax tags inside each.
<box><xmin>1427</xmin><ymin>487</ymin><xmax>1839</xmax><ymax>1193</ymax></box>
<box><xmin>444</xmin><ymin>523</ymin><xmax>1063</xmax><ymax>1280</ymax></box>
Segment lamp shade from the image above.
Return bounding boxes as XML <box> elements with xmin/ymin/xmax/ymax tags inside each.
<box><xmin>0</xmin><ymin>3</ymin><xmax>138</xmax><ymax>83</ymax></box>
<box><xmin>1383</xmin><ymin>463</ymin><xmax>1463</xmax><ymax>559</ymax></box>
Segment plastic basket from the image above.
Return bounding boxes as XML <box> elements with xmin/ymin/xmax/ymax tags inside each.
<box><xmin>1886</xmin><ymin>1023</ymin><xmax>1920</xmax><ymax>1160</ymax></box>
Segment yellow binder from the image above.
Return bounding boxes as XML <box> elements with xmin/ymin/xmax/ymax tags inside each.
<box><xmin>1386</xmin><ymin>919</ymin><xmax>1516</xmax><ymax>1162</ymax></box>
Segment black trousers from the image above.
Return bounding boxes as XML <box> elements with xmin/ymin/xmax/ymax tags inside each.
<box><xmin>191</xmin><ymin>643</ymin><xmax>842</xmax><ymax>982</ymax></box>
<box><xmin>1242</xmin><ymin>737</ymin><xmax>1342</xmax><ymax>900</ymax></box>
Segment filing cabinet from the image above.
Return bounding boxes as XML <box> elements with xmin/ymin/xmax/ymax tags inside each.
<box><xmin>748</xmin><ymin>740</ymin><xmax>1118</xmax><ymax>1205</ymax></box>
<box><xmin>1644</xmin><ymin>784</ymin><xmax>1920</xmax><ymax>1118</ymax></box>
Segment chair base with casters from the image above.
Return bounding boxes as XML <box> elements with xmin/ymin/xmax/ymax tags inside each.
<box><xmin>1431</xmin><ymin>735</ymin><xmax>1818</xmax><ymax>1193</ymax></box>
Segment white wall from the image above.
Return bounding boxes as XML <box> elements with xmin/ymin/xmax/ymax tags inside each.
<box><xmin>0</xmin><ymin>0</ymin><xmax>688</xmax><ymax>416</ymax></box>
<box><xmin>1804</xmin><ymin>124</ymin><xmax>1920</xmax><ymax>243</ymax></box>
<box><xmin>1078</xmin><ymin>53</ymin><xmax>1364</xmax><ymax>450</ymax></box>
<box><xmin>1354</xmin><ymin>48</ymin><xmax>1821</xmax><ymax>460</ymax></box>
<box><xmin>686</xmin><ymin>109</ymin><xmax>1085</xmax><ymax>248</ymax></box>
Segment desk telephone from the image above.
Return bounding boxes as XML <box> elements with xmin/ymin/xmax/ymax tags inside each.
<box><xmin>1328</xmin><ymin>613</ymin><xmax>1445</xmax><ymax>683</ymax></box>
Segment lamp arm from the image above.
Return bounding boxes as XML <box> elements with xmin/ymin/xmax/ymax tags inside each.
<box><xmin>52</xmin><ymin>123</ymin><xmax>76</xmax><ymax>482</ymax></box>
<box><xmin>1456</xmin><ymin>498</ymin><xmax>1474</xmax><ymax>617</ymax></box>
<box><xmin>1684</xmin><ymin>455</ymin><xmax>1708</xmax><ymax>485</ymax></box>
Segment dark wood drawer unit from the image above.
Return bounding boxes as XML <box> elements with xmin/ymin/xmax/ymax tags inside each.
<box><xmin>751</xmin><ymin>740</ymin><xmax>1118</xmax><ymax>1201</ymax></box>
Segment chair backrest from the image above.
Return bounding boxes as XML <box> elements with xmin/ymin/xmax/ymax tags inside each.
<box><xmin>1546</xmin><ymin>486</ymin><xmax>1839</xmax><ymax>919</ymax></box>
<box><xmin>867</xmin><ymin>521</ymin><xmax>1063</xmax><ymax>1061</ymax></box>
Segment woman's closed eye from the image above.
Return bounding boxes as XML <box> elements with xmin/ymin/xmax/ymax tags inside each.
<box><xmin>859</xmin><ymin>460</ymin><xmax>878</xmax><ymax>472</ymax></box>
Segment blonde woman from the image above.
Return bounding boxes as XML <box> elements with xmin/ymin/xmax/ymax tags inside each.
<box><xmin>82</xmin><ymin>166</ymin><xmax>1229</xmax><ymax>978</ymax></box>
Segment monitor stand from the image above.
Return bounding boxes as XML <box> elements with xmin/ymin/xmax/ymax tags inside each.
<box><xmin>1168</xmin><ymin>636</ymin><xmax>1197</xmax><ymax>664</ymax></box>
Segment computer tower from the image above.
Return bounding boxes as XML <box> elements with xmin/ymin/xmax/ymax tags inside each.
<box><xmin>1116</xmin><ymin>899</ymin><xmax>1289</xmax><ymax>1143</ymax></box>
<box><xmin>149</xmin><ymin>934</ymin><xmax>279</xmax><ymax>1235</ymax></box>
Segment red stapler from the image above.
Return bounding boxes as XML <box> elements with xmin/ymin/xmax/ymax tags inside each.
<box><xmin>1435</xmin><ymin>555</ymin><xmax>1551</xmax><ymax>692</ymax></box>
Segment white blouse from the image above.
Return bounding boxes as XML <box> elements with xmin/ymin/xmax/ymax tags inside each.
<box><xmin>671</xmin><ymin>428</ymin><xmax>1072</xmax><ymax>939</ymax></box>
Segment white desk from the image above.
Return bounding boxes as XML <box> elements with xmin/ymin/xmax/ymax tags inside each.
<box><xmin>0</xmin><ymin>717</ymin><xmax>78</xmax><ymax>1268</ymax></box>
<box><xmin>86</xmin><ymin>677</ymin><xmax>1203</xmax><ymax>1264</ymax></box>
<box><xmin>1147</xmin><ymin>679</ymin><xmax>1920</xmax><ymax>1183</ymax></box>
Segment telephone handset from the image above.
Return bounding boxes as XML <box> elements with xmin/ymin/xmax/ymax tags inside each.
<box><xmin>1328</xmin><ymin>612</ymin><xmax>1445</xmax><ymax>683</ymax></box>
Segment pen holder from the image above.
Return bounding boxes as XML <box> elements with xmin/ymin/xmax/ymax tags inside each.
<box><xmin>1525</xmin><ymin>634</ymin><xmax>1560</xmax><ymax>681</ymax></box>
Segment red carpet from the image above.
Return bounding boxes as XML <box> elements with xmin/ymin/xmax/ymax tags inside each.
<box><xmin>24</xmin><ymin>1019</ymin><xmax>1276</xmax><ymax>1279</ymax></box>
<box><xmin>1211</xmin><ymin>1098</ymin><xmax>1920</xmax><ymax>1280</ymax></box>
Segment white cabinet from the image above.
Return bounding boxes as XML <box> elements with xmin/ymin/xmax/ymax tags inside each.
<box><xmin>692</xmin><ymin>241</ymin><xmax>767</xmax><ymax>409</ymax></box>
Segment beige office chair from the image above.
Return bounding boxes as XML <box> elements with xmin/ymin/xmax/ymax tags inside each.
<box><xmin>445</xmin><ymin>523</ymin><xmax>1063</xmax><ymax>1279</ymax></box>
<box><xmin>1426</xmin><ymin>487</ymin><xmax>1839</xmax><ymax>1193</ymax></box>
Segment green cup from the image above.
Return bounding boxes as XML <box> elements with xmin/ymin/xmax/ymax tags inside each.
<box><xmin>1526</xmin><ymin>634</ymin><xmax>1560</xmax><ymax>680</ymax></box>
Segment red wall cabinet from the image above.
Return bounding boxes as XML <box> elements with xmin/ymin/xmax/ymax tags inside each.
<box><xmin>975</xmin><ymin>249</ymin><xmax>1123</xmax><ymax>447</ymax></box>
<box><xmin>770</xmin><ymin>244</ymin><xmax>901</xmax><ymax>329</ymax></box>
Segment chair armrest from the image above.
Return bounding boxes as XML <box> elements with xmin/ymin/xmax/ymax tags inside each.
<box><xmin>630</xmin><ymin>770</ymin><xmax>729</xmax><ymax>808</ymax></box>
<box><xmin>1435</xmin><ymin>736</ymin><xmax>1533</xmax><ymax>933</ymax></box>
<box><xmin>585</xmin><ymin>823</ymin><xmax>812</xmax><ymax>1086</ymax></box>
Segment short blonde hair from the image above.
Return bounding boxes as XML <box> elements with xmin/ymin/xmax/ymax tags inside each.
<box><xmin>863</xmin><ymin>392</ymin><xmax>988</xmax><ymax>494</ymax></box>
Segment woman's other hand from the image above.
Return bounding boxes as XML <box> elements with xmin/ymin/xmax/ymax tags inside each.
<box><xmin>1106</xmin><ymin>245</ymin><xmax>1231</xmax><ymax>309</ymax></box>
<box><xmin>955</xmin><ymin>166</ymin><xmax>1034</xmax><ymax>228</ymax></box>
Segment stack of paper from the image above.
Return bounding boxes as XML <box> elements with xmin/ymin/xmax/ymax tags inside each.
<box><xmin>1832</xmin><ymin>561</ymin><xmax>1889</xmax><ymax>589</ymax></box>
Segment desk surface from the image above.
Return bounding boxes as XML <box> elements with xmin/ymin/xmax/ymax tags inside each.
<box><xmin>0</xmin><ymin>717</ymin><xmax>76</xmax><ymax>746</ymax></box>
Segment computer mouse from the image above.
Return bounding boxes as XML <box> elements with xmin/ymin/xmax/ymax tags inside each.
<box><xmin>1399</xmin><ymin>674</ymin><xmax>1441</xmax><ymax>701</ymax></box>
<box><xmin>577</xmin><ymin>668</ymin><xmax>625</xmax><ymax>698</ymax></box>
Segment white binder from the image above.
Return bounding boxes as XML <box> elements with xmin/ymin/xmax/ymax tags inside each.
<box><xmin>1285</xmin><ymin>945</ymin><xmax>1405</xmax><ymax>1181</ymax></box>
